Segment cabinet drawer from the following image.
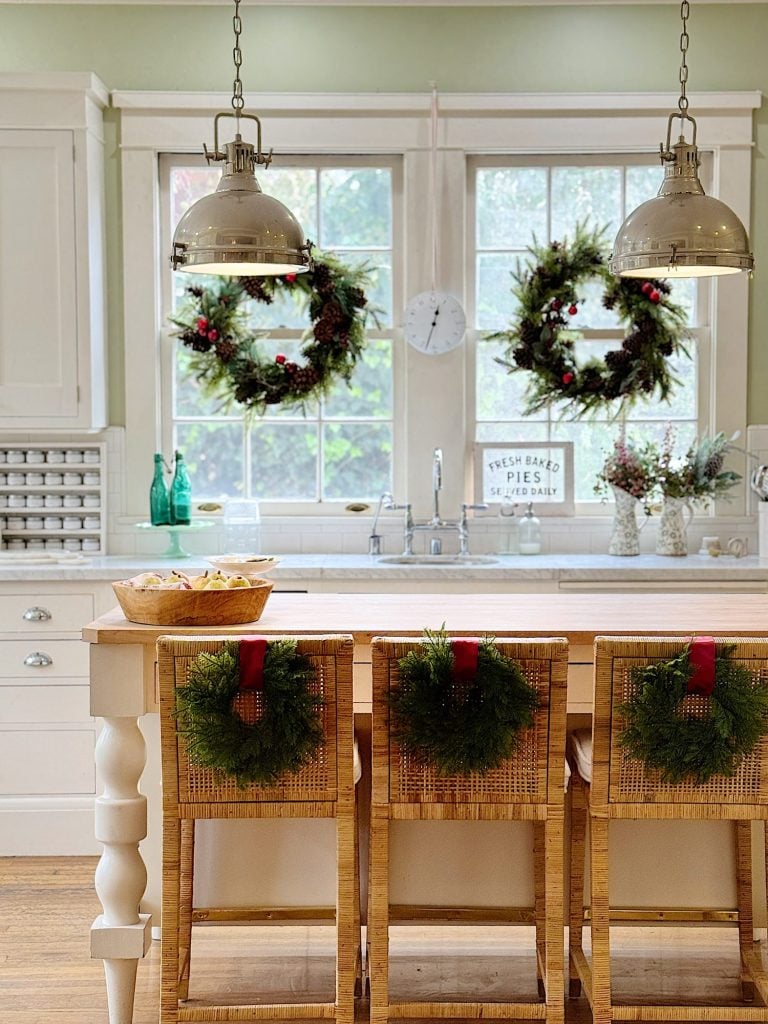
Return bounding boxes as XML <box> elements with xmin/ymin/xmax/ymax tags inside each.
<box><xmin>0</xmin><ymin>729</ymin><xmax>95</xmax><ymax>794</ymax></box>
<box><xmin>0</xmin><ymin>640</ymin><xmax>89</xmax><ymax>679</ymax></box>
<box><xmin>0</xmin><ymin>593</ymin><xmax>94</xmax><ymax>633</ymax></box>
<box><xmin>0</xmin><ymin>685</ymin><xmax>90</xmax><ymax>724</ymax></box>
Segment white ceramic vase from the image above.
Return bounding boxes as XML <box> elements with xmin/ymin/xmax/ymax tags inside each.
<box><xmin>608</xmin><ymin>484</ymin><xmax>641</xmax><ymax>556</ymax></box>
<box><xmin>656</xmin><ymin>495</ymin><xmax>693</xmax><ymax>556</ymax></box>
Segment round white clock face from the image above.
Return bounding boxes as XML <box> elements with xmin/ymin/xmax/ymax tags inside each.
<box><xmin>403</xmin><ymin>291</ymin><xmax>466</xmax><ymax>355</ymax></box>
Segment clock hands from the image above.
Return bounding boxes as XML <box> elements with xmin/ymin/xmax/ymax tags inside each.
<box><xmin>423</xmin><ymin>302</ymin><xmax>442</xmax><ymax>351</ymax></box>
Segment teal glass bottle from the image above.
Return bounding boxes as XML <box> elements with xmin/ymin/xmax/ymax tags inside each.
<box><xmin>149</xmin><ymin>453</ymin><xmax>170</xmax><ymax>526</ymax></box>
<box><xmin>169</xmin><ymin>450</ymin><xmax>192</xmax><ymax>526</ymax></box>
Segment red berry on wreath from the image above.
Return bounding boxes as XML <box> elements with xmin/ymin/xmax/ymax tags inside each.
<box><xmin>551</xmin><ymin>298</ymin><xmax>563</xmax><ymax>311</ymax></box>
<box><xmin>284</xmin><ymin>273</ymin><xmax>297</xmax><ymax>283</ymax></box>
<box><xmin>285</xmin><ymin>362</ymin><xmax>298</xmax><ymax>374</ymax></box>
<box><xmin>568</xmin><ymin>304</ymin><xmax>578</xmax><ymax>316</ymax></box>
<box><xmin>275</xmin><ymin>353</ymin><xmax>286</xmax><ymax>365</ymax></box>
<box><xmin>562</xmin><ymin>371</ymin><xmax>574</xmax><ymax>385</ymax></box>
<box><xmin>196</xmin><ymin>316</ymin><xmax>208</xmax><ymax>334</ymax></box>
<box><xmin>649</xmin><ymin>290</ymin><xmax>661</xmax><ymax>304</ymax></box>
<box><xmin>641</xmin><ymin>282</ymin><xmax>653</xmax><ymax>296</ymax></box>
<box><xmin>207</xmin><ymin>329</ymin><xmax>219</xmax><ymax>342</ymax></box>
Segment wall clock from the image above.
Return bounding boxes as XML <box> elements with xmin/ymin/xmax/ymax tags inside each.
<box><xmin>403</xmin><ymin>290</ymin><xmax>466</xmax><ymax>355</ymax></box>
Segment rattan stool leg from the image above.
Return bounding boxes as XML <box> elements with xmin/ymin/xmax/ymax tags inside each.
<box><xmin>336</xmin><ymin>805</ymin><xmax>357</xmax><ymax>1024</ymax></box>
<box><xmin>568</xmin><ymin>774</ymin><xmax>587</xmax><ymax>998</ymax></box>
<box><xmin>353</xmin><ymin>797</ymin><xmax>363</xmax><ymax>999</ymax></box>
<box><xmin>160</xmin><ymin>812</ymin><xmax>182</xmax><ymax>1024</ymax></box>
<box><xmin>177</xmin><ymin>818</ymin><xmax>195</xmax><ymax>1001</ymax></box>
<box><xmin>545</xmin><ymin>810</ymin><xmax>566</xmax><ymax>1024</ymax></box>
<box><xmin>534</xmin><ymin>821</ymin><xmax>546</xmax><ymax>1000</ymax></box>
<box><xmin>589</xmin><ymin>814</ymin><xmax>612</xmax><ymax>1024</ymax></box>
<box><xmin>736</xmin><ymin>820</ymin><xmax>756</xmax><ymax>1003</ymax></box>
<box><xmin>368</xmin><ymin>810</ymin><xmax>390</xmax><ymax>1024</ymax></box>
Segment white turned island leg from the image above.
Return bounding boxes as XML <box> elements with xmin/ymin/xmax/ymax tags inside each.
<box><xmin>90</xmin><ymin>645</ymin><xmax>153</xmax><ymax>1024</ymax></box>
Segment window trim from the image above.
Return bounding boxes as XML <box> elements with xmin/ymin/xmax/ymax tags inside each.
<box><xmin>116</xmin><ymin>90</ymin><xmax>756</xmax><ymax>520</ymax></box>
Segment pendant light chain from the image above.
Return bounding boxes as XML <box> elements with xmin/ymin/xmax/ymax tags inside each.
<box><xmin>678</xmin><ymin>0</ymin><xmax>690</xmax><ymax>115</ymax></box>
<box><xmin>231</xmin><ymin>0</ymin><xmax>244</xmax><ymax>134</ymax></box>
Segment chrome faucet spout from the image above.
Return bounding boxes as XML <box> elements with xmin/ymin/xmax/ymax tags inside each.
<box><xmin>432</xmin><ymin>447</ymin><xmax>443</xmax><ymax>524</ymax></box>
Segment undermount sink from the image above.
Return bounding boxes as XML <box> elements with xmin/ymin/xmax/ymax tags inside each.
<box><xmin>378</xmin><ymin>554</ymin><xmax>498</xmax><ymax>566</ymax></box>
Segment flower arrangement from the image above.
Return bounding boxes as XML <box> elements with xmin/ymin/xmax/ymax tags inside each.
<box><xmin>653</xmin><ymin>429</ymin><xmax>741</xmax><ymax>504</ymax></box>
<box><xmin>596</xmin><ymin>439</ymin><xmax>656</xmax><ymax>504</ymax></box>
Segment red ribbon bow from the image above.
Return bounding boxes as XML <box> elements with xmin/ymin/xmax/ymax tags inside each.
<box><xmin>451</xmin><ymin>638</ymin><xmax>480</xmax><ymax>681</ymax></box>
<box><xmin>239</xmin><ymin>637</ymin><xmax>269</xmax><ymax>691</ymax></box>
<box><xmin>686</xmin><ymin>635</ymin><xmax>716</xmax><ymax>696</ymax></box>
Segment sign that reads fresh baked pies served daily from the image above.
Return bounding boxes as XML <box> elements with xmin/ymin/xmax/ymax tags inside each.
<box><xmin>474</xmin><ymin>441</ymin><xmax>574</xmax><ymax>515</ymax></box>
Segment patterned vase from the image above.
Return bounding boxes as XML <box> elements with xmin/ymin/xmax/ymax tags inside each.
<box><xmin>608</xmin><ymin>484</ymin><xmax>641</xmax><ymax>556</ymax></box>
<box><xmin>656</xmin><ymin>495</ymin><xmax>693</xmax><ymax>556</ymax></box>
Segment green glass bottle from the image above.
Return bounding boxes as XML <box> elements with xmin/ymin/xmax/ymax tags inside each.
<box><xmin>169</xmin><ymin>450</ymin><xmax>192</xmax><ymax>526</ymax></box>
<box><xmin>149</xmin><ymin>453</ymin><xmax>170</xmax><ymax>526</ymax></box>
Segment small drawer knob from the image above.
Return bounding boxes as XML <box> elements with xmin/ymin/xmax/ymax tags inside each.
<box><xmin>23</xmin><ymin>651</ymin><xmax>53</xmax><ymax>668</ymax></box>
<box><xmin>22</xmin><ymin>606</ymin><xmax>52</xmax><ymax>622</ymax></box>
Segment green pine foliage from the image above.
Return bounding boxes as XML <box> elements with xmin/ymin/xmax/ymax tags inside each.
<box><xmin>175</xmin><ymin>639</ymin><xmax>324</xmax><ymax>787</ymax></box>
<box><xmin>619</xmin><ymin>647</ymin><xmax>768</xmax><ymax>784</ymax></box>
<box><xmin>390</xmin><ymin>629</ymin><xmax>539</xmax><ymax>776</ymax></box>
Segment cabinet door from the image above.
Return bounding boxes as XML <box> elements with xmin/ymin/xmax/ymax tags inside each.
<box><xmin>0</xmin><ymin>130</ymin><xmax>79</xmax><ymax>420</ymax></box>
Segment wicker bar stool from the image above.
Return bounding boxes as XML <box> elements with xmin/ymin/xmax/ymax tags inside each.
<box><xmin>157</xmin><ymin>634</ymin><xmax>359</xmax><ymax>1024</ymax></box>
<box><xmin>368</xmin><ymin>635</ymin><xmax>569</xmax><ymax>1024</ymax></box>
<box><xmin>568</xmin><ymin>635</ymin><xmax>768</xmax><ymax>1024</ymax></box>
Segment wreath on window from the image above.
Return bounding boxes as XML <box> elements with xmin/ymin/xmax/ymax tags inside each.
<box><xmin>619</xmin><ymin>643</ymin><xmax>768</xmax><ymax>785</ymax></box>
<box><xmin>175</xmin><ymin>639</ymin><xmax>324</xmax><ymax>787</ymax></box>
<box><xmin>492</xmin><ymin>224</ymin><xmax>689</xmax><ymax>417</ymax></box>
<box><xmin>389</xmin><ymin>629</ymin><xmax>539</xmax><ymax>776</ymax></box>
<box><xmin>169</xmin><ymin>251</ymin><xmax>377</xmax><ymax>415</ymax></box>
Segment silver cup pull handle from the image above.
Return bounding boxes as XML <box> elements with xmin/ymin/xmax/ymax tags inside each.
<box><xmin>23</xmin><ymin>651</ymin><xmax>53</xmax><ymax>668</ymax></box>
<box><xmin>22</xmin><ymin>606</ymin><xmax>52</xmax><ymax>622</ymax></box>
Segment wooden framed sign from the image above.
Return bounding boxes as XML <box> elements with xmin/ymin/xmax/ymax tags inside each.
<box><xmin>474</xmin><ymin>441</ymin><xmax>575</xmax><ymax>515</ymax></box>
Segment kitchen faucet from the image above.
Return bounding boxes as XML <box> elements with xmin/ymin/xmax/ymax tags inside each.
<box><xmin>372</xmin><ymin>448</ymin><xmax>486</xmax><ymax>557</ymax></box>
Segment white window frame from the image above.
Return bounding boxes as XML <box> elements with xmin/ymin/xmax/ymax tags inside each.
<box><xmin>158</xmin><ymin>152</ymin><xmax>403</xmax><ymax>511</ymax></box>
<box><xmin>115</xmin><ymin>90</ymin><xmax>757</xmax><ymax>520</ymax></box>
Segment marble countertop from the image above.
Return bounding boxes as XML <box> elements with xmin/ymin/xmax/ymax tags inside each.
<box><xmin>0</xmin><ymin>552</ymin><xmax>765</xmax><ymax>582</ymax></box>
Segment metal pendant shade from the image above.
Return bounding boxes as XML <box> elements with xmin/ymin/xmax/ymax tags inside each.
<box><xmin>611</xmin><ymin>0</ymin><xmax>753</xmax><ymax>280</ymax></box>
<box><xmin>610</xmin><ymin>130</ymin><xmax>753</xmax><ymax>278</ymax></box>
<box><xmin>170</xmin><ymin>0</ymin><xmax>310</xmax><ymax>278</ymax></box>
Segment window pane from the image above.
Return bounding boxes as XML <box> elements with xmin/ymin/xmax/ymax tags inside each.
<box><xmin>175</xmin><ymin>422</ymin><xmax>243</xmax><ymax>498</ymax></box>
<box><xmin>476</xmin><ymin>253</ymin><xmax>520</xmax><ymax>330</ymax></box>
<box><xmin>174</xmin><ymin>346</ymin><xmax>232</xmax><ymax>418</ymax></box>
<box><xmin>632</xmin><ymin>347</ymin><xmax>698</xmax><ymax>420</ymax></box>
<box><xmin>259</xmin><ymin>167</ymin><xmax>318</xmax><ymax>239</ymax></box>
<box><xmin>550</xmin><ymin>420</ymin><xmax>617</xmax><ymax>502</ymax></box>
<box><xmin>320</xmin><ymin>168</ymin><xmax>391</xmax><ymax>248</ymax></box>
<box><xmin>476</xmin><ymin>421</ymin><xmax>549</xmax><ymax>443</ymax></box>
<box><xmin>333</xmin><ymin>249</ymin><xmax>393</xmax><ymax>326</ymax></box>
<box><xmin>625</xmin><ymin>164</ymin><xmax>663</xmax><ymax>214</ymax></box>
<box><xmin>251</xmin><ymin>423</ymin><xmax>319</xmax><ymax>500</ymax></box>
<box><xmin>476</xmin><ymin>168</ymin><xmax>547</xmax><ymax>249</ymax></box>
<box><xmin>476</xmin><ymin>339</ymin><xmax>546</xmax><ymax>422</ymax></box>
<box><xmin>170</xmin><ymin>167</ymin><xmax>220</xmax><ymax>229</ymax></box>
<box><xmin>322</xmin><ymin>422</ymin><xmax>392</xmax><ymax>500</ymax></box>
<box><xmin>551</xmin><ymin>167</ymin><xmax>622</xmax><ymax>242</ymax></box>
<box><xmin>246</xmin><ymin>286</ymin><xmax>311</xmax><ymax>331</ymax></box>
<box><xmin>323</xmin><ymin>339</ymin><xmax>392</xmax><ymax>419</ymax></box>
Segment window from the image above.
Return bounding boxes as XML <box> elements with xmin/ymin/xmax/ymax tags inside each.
<box><xmin>160</xmin><ymin>155</ymin><xmax>401</xmax><ymax>505</ymax></box>
<box><xmin>470</xmin><ymin>156</ymin><xmax>711</xmax><ymax>507</ymax></box>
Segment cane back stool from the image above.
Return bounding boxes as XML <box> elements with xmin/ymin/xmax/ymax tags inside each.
<box><xmin>368</xmin><ymin>635</ymin><xmax>569</xmax><ymax>1024</ymax></box>
<box><xmin>158</xmin><ymin>634</ymin><xmax>359</xmax><ymax>1024</ymax></box>
<box><xmin>568</xmin><ymin>635</ymin><xmax>768</xmax><ymax>1024</ymax></box>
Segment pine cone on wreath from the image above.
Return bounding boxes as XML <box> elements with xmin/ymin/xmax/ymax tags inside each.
<box><xmin>348</xmin><ymin>287</ymin><xmax>367</xmax><ymax>309</ymax></box>
<box><xmin>189</xmin><ymin>336</ymin><xmax>213</xmax><ymax>353</ymax></box>
<box><xmin>241</xmin><ymin>277</ymin><xmax>274</xmax><ymax>304</ymax></box>
<box><xmin>321</xmin><ymin>301</ymin><xmax>345</xmax><ymax>326</ymax></box>
<box><xmin>605</xmin><ymin>348</ymin><xmax>632</xmax><ymax>370</ymax></box>
<box><xmin>659</xmin><ymin>340</ymin><xmax>674</xmax><ymax>356</ymax></box>
<box><xmin>311</xmin><ymin>264</ymin><xmax>334</xmax><ymax>296</ymax></box>
<box><xmin>313</xmin><ymin>318</ymin><xmax>336</xmax><ymax>344</ymax></box>
<box><xmin>513</xmin><ymin>347</ymin><xmax>535</xmax><ymax>370</ymax></box>
<box><xmin>214</xmin><ymin>339</ymin><xmax>237</xmax><ymax>363</ymax></box>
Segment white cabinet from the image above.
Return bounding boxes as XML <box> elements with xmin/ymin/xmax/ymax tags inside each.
<box><xmin>0</xmin><ymin>579</ymin><xmax>114</xmax><ymax>854</ymax></box>
<box><xmin>0</xmin><ymin>73</ymin><xmax>107</xmax><ymax>430</ymax></box>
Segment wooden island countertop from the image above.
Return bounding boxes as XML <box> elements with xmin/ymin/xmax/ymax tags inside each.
<box><xmin>83</xmin><ymin>590</ymin><xmax>768</xmax><ymax>647</ymax></box>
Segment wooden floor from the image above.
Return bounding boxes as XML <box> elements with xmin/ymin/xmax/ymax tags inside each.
<box><xmin>1</xmin><ymin>856</ymin><xmax>765</xmax><ymax>1023</ymax></box>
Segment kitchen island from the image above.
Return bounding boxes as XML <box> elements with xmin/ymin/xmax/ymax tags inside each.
<box><xmin>84</xmin><ymin>592</ymin><xmax>768</xmax><ymax>1024</ymax></box>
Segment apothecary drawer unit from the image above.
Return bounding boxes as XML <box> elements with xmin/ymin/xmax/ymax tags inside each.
<box><xmin>0</xmin><ymin>442</ymin><xmax>106</xmax><ymax>554</ymax></box>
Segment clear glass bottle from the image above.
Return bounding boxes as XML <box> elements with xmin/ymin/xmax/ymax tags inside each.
<box><xmin>169</xmin><ymin>451</ymin><xmax>192</xmax><ymax>526</ymax></box>
<box><xmin>497</xmin><ymin>497</ymin><xmax>519</xmax><ymax>555</ymax></box>
<box><xmin>518</xmin><ymin>502</ymin><xmax>542</xmax><ymax>555</ymax></box>
<box><xmin>223</xmin><ymin>498</ymin><xmax>261</xmax><ymax>554</ymax></box>
<box><xmin>149</xmin><ymin>453</ymin><xmax>170</xmax><ymax>526</ymax></box>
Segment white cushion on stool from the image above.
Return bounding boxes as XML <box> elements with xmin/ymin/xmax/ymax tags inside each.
<box><xmin>353</xmin><ymin>739</ymin><xmax>362</xmax><ymax>785</ymax></box>
<box><xmin>570</xmin><ymin>729</ymin><xmax>592</xmax><ymax>784</ymax></box>
<box><xmin>564</xmin><ymin>758</ymin><xmax>571</xmax><ymax>791</ymax></box>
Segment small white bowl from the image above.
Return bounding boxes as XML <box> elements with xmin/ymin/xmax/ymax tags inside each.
<box><xmin>207</xmin><ymin>554</ymin><xmax>281</xmax><ymax>576</ymax></box>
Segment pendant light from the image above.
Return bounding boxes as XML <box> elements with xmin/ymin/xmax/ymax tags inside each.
<box><xmin>610</xmin><ymin>1</ymin><xmax>753</xmax><ymax>279</ymax></box>
<box><xmin>170</xmin><ymin>0</ymin><xmax>310</xmax><ymax>276</ymax></box>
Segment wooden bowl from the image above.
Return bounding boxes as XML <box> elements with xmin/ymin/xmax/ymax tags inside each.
<box><xmin>112</xmin><ymin>578</ymin><xmax>273</xmax><ymax>626</ymax></box>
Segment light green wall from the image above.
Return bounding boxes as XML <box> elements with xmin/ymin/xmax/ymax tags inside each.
<box><xmin>2</xmin><ymin>3</ymin><xmax>765</xmax><ymax>423</ymax></box>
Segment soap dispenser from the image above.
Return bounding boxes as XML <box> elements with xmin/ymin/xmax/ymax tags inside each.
<box><xmin>497</xmin><ymin>496</ymin><xmax>519</xmax><ymax>555</ymax></box>
<box><xmin>519</xmin><ymin>502</ymin><xmax>542</xmax><ymax>555</ymax></box>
